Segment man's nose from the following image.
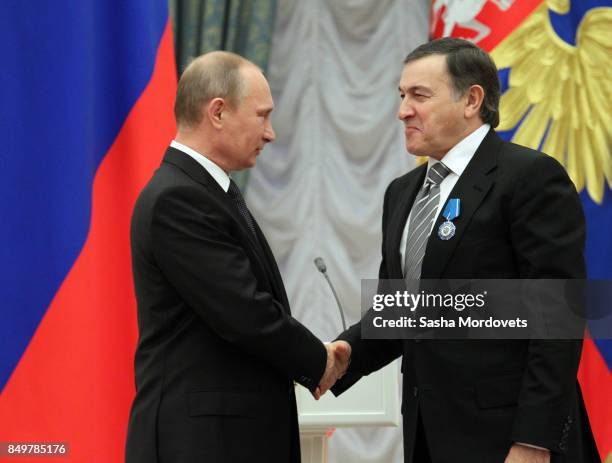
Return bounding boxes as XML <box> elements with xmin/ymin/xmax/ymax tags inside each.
<box><xmin>264</xmin><ymin>121</ymin><xmax>276</xmax><ymax>143</ymax></box>
<box><xmin>397</xmin><ymin>100</ymin><xmax>414</xmax><ymax>120</ymax></box>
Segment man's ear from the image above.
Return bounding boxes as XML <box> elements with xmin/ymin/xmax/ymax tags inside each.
<box><xmin>208</xmin><ymin>98</ymin><xmax>225</xmax><ymax>129</ymax></box>
<box><xmin>464</xmin><ymin>84</ymin><xmax>485</xmax><ymax>120</ymax></box>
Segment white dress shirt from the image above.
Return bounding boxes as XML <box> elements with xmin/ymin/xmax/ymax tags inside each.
<box><xmin>399</xmin><ymin>124</ymin><xmax>490</xmax><ymax>274</ymax></box>
<box><xmin>170</xmin><ymin>140</ymin><xmax>230</xmax><ymax>192</ymax></box>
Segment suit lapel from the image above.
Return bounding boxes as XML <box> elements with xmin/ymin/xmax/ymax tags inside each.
<box><xmin>162</xmin><ymin>148</ymin><xmax>281</xmax><ymax>298</ymax></box>
<box><xmin>421</xmin><ymin>130</ymin><xmax>500</xmax><ymax>278</ymax></box>
<box><xmin>387</xmin><ymin>165</ymin><xmax>427</xmax><ymax>278</ymax></box>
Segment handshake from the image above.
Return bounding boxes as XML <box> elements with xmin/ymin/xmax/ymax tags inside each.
<box><xmin>314</xmin><ymin>341</ymin><xmax>352</xmax><ymax>400</ymax></box>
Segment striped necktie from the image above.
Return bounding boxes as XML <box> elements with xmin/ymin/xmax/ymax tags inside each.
<box><xmin>403</xmin><ymin>162</ymin><xmax>451</xmax><ymax>280</ymax></box>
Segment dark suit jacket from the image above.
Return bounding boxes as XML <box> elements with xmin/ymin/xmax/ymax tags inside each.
<box><xmin>332</xmin><ymin>130</ymin><xmax>600</xmax><ymax>463</ymax></box>
<box><xmin>125</xmin><ymin>147</ymin><xmax>327</xmax><ymax>463</ymax></box>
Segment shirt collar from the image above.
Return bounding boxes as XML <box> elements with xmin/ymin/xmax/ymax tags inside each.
<box><xmin>427</xmin><ymin>124</ymin><xmax>490</xmax><ymax>176</ymax></box>
<box><xmin>170</xmin><ymin>140</ymin><xmax>231</xmax><ymax>192</ymax></box>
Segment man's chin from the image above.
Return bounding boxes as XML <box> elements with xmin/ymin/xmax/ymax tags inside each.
<box><xmin>405</xmin><ymin>142</ymin><xmax>424</xmax><ymax>157</ymax></box>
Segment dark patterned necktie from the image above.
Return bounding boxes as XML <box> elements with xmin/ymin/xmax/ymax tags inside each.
<box><xmin>403</xmin><ymin>162</ymin><xmax>451</xmax><ymax>280</ymax></box>
<box><xmin>227</xmin><ymin>179</ymin><xmax>258</xmax><ymax>238</ymax></box>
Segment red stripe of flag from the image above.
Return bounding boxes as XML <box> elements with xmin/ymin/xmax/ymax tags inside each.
<box><xmin>579</xmin><ymin>337</ymin><xmax>612</xmax><ymax>460</ymax></box>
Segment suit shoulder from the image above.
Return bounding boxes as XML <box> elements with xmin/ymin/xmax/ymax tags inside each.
<box><xmin>134</xmin><ymin>164</ymin><xmax>222</xmax><ymax>225</ymax></box>
<box><xmin>497</xmin><ymin>141</ymin><xmax>568</xmax><ymax>178</ymax></box>
<box><xmin>140</xmin><ymin>162</ymin><xmax>211</xmax><ymax>200</ymax></box>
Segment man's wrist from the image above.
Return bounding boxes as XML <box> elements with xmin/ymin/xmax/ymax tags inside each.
<box><xmin>515</xmin><ymin>442</ymin><xmax>549</xmax><ymax>452</ymax></box>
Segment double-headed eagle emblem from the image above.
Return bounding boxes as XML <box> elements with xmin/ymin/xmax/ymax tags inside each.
<box><xmin>491</xmin><ymin>0</ymin><xmax>611</xmax><ymax>203</ymax></box>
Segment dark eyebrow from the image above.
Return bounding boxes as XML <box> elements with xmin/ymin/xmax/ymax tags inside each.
<box><xmin>399</xmin><ymin>85</ymin><xmax>432</xmax><ymax>95</ymax></box>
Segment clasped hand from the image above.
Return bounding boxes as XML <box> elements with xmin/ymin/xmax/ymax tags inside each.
<box><xmin>504</xmin><ymin>444</ymin><xmax>550</xmax><ymax>463</ymax></box>
<box><xmin>313</xmin><ymin>341</ymin><xmax>351</xmax><ymax>400</ymax></box>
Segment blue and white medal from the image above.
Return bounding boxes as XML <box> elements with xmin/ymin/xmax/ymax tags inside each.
<box><xmin>438</xmin><ymin>198</ymin><xmax>460</xmax><ymax>241</ymax></box>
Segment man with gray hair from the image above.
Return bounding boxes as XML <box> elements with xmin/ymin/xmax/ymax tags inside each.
<box><xmin>125</xmin><ymin>51</ymin><xmax>350</xmax><ymax>463</ymax></box>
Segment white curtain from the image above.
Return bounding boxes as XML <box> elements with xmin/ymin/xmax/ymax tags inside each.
<box><xmin>247</xmin><ymin>1</ymin><xmax>430</xmax><ymax>461</ymax></box>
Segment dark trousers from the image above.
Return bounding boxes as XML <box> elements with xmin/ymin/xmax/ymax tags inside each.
<box><xmin>413</xmin><ymin>412</ymin><xmax>432</xmax><ymax>463</ymax></box>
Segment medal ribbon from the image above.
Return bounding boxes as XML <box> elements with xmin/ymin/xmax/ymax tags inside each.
<box><xmin>442</xmin><ymin>198</ymin><xmax>460</xmax><ymax>221</ymax></box>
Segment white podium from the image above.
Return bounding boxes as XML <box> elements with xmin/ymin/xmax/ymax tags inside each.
<box><xmin>297</xmin><ymin>360</ymin><xmax>401</xmax><ymax>463</ymax></box>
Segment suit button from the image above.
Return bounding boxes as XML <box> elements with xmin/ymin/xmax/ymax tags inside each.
<box><xmin>413</xmin><ymin>386</ymin><xmax>418</xmax><ymax>397</ymax></box>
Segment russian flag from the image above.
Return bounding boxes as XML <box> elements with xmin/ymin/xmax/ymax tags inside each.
<box><xmin>0</xmin><ymin>1</ymin><xmax>176</xmax><ymax>461</ymax></box>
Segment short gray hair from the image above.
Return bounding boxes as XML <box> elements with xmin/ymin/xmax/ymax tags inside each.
<box><xmin>174</xmin><ymin>51</ymin><xmax>250</xmax><ymax>129</ymax></box>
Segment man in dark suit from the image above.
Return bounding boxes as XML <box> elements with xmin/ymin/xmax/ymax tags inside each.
<box><xmin>328</xmin><ymin>39</ymin><xmax>599</xmax><ymax>463</ymax></box>
<box><xmin>125</xmin><ymin>51</ymin><xmax>350</xmax><ymax>463</ymax></box>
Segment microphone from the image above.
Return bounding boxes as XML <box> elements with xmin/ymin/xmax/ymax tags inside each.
<box><xmin>314</xmin><ymin>257</ymin><xmax>347</xmax><ymax>331</ymax></box>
